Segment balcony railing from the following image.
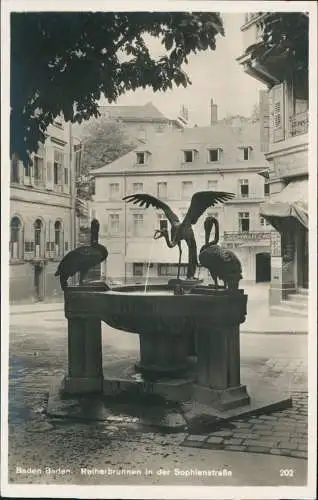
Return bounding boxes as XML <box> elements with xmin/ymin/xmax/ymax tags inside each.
<box><xmin>289</xmin><ymin>111</ymin><xmax>308</xmax><ymax>137</ymax></box>
<box><xmin>223</xmin><ymin>231</ymin><xmax>272</xmax><ymax>242</ymax></box>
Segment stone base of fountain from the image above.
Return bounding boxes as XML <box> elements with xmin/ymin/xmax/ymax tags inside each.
<box><xmin>102</xmin><ymin>357</ymin><xmax>197</xmax><ymax>403</ymax></box>
<box><xmin>192</xmin><ymin>383</ymin><xmax>250</xmax><ymax>411</ymax></box>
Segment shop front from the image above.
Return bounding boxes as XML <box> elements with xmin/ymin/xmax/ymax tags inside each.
<box><xmin>259</xmin><ymin>178</ymin><xmax>308</xmax><ymax>305</ymax></box>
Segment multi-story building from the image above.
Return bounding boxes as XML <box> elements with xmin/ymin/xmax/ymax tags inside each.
<box><xmin>73</xmin><ymin>101</ymin><xmax>189</xmax><ymax>246</ymax></box>
<box><xmin>90</xmin><ymin>111</ymin><xmax>272</xmax><ymax>285</ymax></box>
<box><xmin>9</xmin><ymin>118</ymin><xmax>79</xmax><ymax>303</ymax></box>
<box><xmin>99</xmin><ymin>101</ymin><xmax>189</xmax><ymax>141</ymax></box>
<box><xmin>72</xmin><ymin>101</ymin><xmax>188</xmax><ymax>145</ymax></box>
<box><xmin>237</xmin><ymin>12</ymin><xmax>308</xmax><ymax>316</ymax></box>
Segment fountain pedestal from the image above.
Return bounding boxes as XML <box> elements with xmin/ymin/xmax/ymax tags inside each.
<box><xmin>190</xmin><ymin>287</ymin><xmax>250</xmax><ymax>410</ymax></box>
<box><xmin>137</xmin><ymin>332</ymin><xmax>190</xmax><ymax>377</ymax></box>
<box><xmin>63</xmin><ymin>282</ymin><xmax>108</xmax><ymax>394</ymax></box>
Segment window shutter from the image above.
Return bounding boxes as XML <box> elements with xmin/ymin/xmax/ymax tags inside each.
<box><xmin>259</xmin><ymin>90</ymin><xmax>270</xmax><ymax>152</ymax></box>
<box><xmin>46</xmin><ymin>144</ymin><xmax>54</xmax><ymax>190</ymax></box>
<box><xmin>271</xmin><ymin>83</ymin><xmax>285</xmax><ymax>143</ymax></box>
<box><xmin>63</xmin><ymin>152</ymin><xmax>70</xmax><ymax>193</ymax></box>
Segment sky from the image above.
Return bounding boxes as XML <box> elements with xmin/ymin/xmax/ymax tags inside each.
<box><xmin>99</xmin><ymin>13</ymin><xmax>267</xmax><ymax>127</ymax></box>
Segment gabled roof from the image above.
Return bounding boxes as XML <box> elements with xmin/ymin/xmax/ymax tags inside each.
<box><xmin>90</xmin><ymin>121</ymin><xmax>267</xmax><ymax>176</ymax></box>
<box><xmin>99</xmin><ymin>101</ymin><xmax>169</xmax><ymax>123</ymax></box>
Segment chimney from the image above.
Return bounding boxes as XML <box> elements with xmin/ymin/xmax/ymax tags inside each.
<box><xmin>210</xmin><ymin>99</ymin><xmax>218</xmax><ymax>124</ymax></box>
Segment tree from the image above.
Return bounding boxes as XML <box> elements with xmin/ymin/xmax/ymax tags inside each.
<box><xmin>245</xmin><ymin>13</ymin><xmax>308</xmax><ymax>79</ymax></box>
<box><xmin>81</xmin><ymin>117</ymin><xmax>137</xmax><ymax>173</ymax></box>
<box><xmin>10</xmin><ymin>12</ymin><xmax>224</xmax><ymax>165</ymax></box>
<box><xmin>75</xmin><ymin>117</ymin><xmax>137</xmax><ymax>203</ymax></box>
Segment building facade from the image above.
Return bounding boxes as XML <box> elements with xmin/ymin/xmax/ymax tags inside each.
<box><xmin>10</xmin><ymin>118</ymin><xmax>79</xmax><ymax>303</ymax></box>
<box><xmin>90</xmin><ymin>116</ymin><xmax>272</xmax><ymax>285</ymax></box>
<box><xmin>237</xmin><ymin>12</ymin><xmax>308</xmax><ymax>315</ymax></box>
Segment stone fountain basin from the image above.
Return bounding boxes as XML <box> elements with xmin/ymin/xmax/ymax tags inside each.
<box><xmin>64</xmin><ymin>284</ymin><xmax>247</xmax><ymax>337</ymax></box>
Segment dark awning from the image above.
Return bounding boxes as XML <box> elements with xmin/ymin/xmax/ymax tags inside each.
<box><xmin>260</xmin><ymin>179</ymin><xmax>308</xmax><ymax>229</ymax></box>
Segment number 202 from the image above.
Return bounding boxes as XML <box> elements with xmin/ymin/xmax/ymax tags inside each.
<box><xmin>280</xmin><ymin>469</ymin><xmax>294</xmax><ymax>477</ymax></box>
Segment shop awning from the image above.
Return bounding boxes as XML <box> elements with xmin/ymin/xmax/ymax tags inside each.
<box><xmin>260</xmin><ymin>178</ymin><xmax>308</xmax><ymax>229</ymax></box>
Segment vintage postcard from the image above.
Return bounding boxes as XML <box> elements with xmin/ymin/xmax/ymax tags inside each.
<box><xmin>1</xmin><ymin>0</ymin><xmax>317</xmax><ymax>498</ymax></box>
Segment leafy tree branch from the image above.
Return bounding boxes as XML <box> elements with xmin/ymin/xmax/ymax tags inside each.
<box><xmin>10</xmin><ymin>12</ymin><xmax>224</xmax><ymax>165</ymax></box>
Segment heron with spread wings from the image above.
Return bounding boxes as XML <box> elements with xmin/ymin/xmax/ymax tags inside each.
<box><xmin>123</xmin><ymin>191</ymin><xmax>235</xmax><ymax>280</ymax></box>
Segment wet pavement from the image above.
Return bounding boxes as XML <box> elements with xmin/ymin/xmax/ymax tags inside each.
<box><xmin>6</xmin><ymin>306</ymin><xmax>309</xmax><ymax>487</ymax></box>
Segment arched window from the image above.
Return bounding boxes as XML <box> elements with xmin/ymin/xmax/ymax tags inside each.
<box><xmin>34</xmin><ymin>219</ymin><xmax>43</xmax><ymax>257</ymax></box>
<box><xmin>10</xmin><ymin>217</ymin><xmax>22</xmax><ymax>259</ymax></box>
<box><xmin>54</xmin><ymin>220</ymin><xmax>62</xmax><ymax>256</ymax></box>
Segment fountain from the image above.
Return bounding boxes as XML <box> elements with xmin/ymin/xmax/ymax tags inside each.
<box><xmin>48</xmin><ymin>194</ymin><xmax>292</xmax><ymax>429</ymax></box>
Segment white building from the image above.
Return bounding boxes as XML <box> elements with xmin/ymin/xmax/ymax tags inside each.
<box><xmin>90</xmin><ymin>113</ymin><xmax>272</xmax><ymax>285</ymax></box>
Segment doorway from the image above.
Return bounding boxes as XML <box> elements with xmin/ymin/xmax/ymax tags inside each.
<box><xmin>256</xmin><ymin>252</ymin><xmax>271</xmax><ymax>283</ymax></box>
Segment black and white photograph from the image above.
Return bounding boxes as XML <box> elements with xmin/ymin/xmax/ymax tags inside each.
<box><xmin>1</xmin><ymin>1</ymin><xmax>317</xmax><ymax>498</ymax></box>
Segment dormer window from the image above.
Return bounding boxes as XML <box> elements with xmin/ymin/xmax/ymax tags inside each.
<box><xmin>238</xmin><ymin>146</ymin><xmax>252</xmax><ymax>160</ymax></box>
<box><xmin>136</xmin><ymin>152</ymin><xmax>145</xmax><ymax>165</ymax></box>
<box><xmin>183</xmin><ymin>150</ymin><xmax>194</xmax><ymax>163</ymax></box>
<box><xmin>208</xmin><ymin>148</ymin><xmax>222</xmax><ymax>162</ymax></box>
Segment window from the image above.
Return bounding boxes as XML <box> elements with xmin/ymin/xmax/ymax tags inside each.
<box><xmin>243</xmin><ymin>147</ymin><xmax>250</xmax><ymax>160</ymax></box>
<box><xmin>157</xmin><ymin>182</ymin><xmax>167</xmax><ymax>199</ymax></box>
<box><xmin>54</xmin><ymin>220</ymin><xmax>62</xmax><ymax>256</ymax></box>
<box><xmin>260</xmin><ymin>216</ymin><xmax>271</xmax><ymax>228</ymax></box>
<box><xmin>10</xmin><ymin>217</ymin><xmax>22</xmax><ymax>259</ymax></box>
<box><xmin>133</xmin><ymin>214</ymin><xmax>143</xmax><ymax>237</ymax></box>
<box><xmin>34</xmin><ymin>154</ymin><xmax>44</xmax><ymax>186</ymax></box>
<box><xmin>109</xmin><ymin>182</ymin><xmax>120</xmax><ymax>200</ymax></box>
<box><xmin>34</xmin><ymin>219</ymin><xmax>43</xmax><ymax>257</ymax></box>
<box><xmin>11</xmin><ymin>156</ymin><xmax>20</xmax><ymax>183</ymax></box>
<box><xmin>160</xmin><ymin>219</ymin><xmax>168</xmax><ymax>231</ymax></box>
<box><xmin>136</xmin><ymin>152</ymin><xmax>145</xmax><ymax>165</ymax></box>
<box><xmin>74</xmin><ymin>143</ymin><xmax>82</xmax><ymax>175</ymax></box>
<box><xmin>133</xmin><ymin>263</ymin><xmax>144</xmax><ymax>276</ymax></box>
<box><xmin>239</xmin><ymin>212</ymin><xmax>250</xmax><ymax>233</ymax></box>
<box><xmin>90</xmin><ymin>179</ymin><xmax>96</xmax><ymax>196</ymax></box>
<box><xmin>208</xmin><ymin>180</ymin><xmax>218</xmax><ymax>191</ymax></box>
<box><xmin>183</xmin><ymin>150</ymin><xmax>193</xmax><ymax>163</ymax></box>
<box><xmin>53</xmin><ymin>149</ymin><xmax>64</xmax><ymax>186</ymax></box>
<box><xmin>109</xmin><ymin>214</ymin><xmax>120</xmax><ymax>234</ymax></box>
<box><xmin>64</xmin><ymin>167</ymin><xmax>69</xmax><ymax>185</ymax></box>
<box><xmin>132</xmin><ymin>182</ymin><xmax>143</xmax><ymax>193</ymax></box>
<box><xmin>158</xmin><ymin>214</ymin><xmax>168</xmax><ymax>232</ymax></box>
<box><xmin>208</xmin><ymin>149</ymin><xmax>220</xmax><ymax>162</ymax></box>
<box><xmin>158</xmin><ymin>264</ymin><xmax>187</xmax><ymax>277</ymax></box>
<box><xmin>239</xmin><ymin>179</ymin><xmax>249</xmax><ymax>198</ymax></box>
<box><xmin>264</xmin><ymin>180</ymin><xmax>270</xmax><ymax>196</ymax></box>
<box><xmin>182</xmin><ymin>181</ymin><xmax>193</xmax><ymax>199</ymax></box>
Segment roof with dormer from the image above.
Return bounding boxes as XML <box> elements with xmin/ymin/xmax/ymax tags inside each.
<box><xmin>90</xmin><ymin>120</ymin><xmax>267</xmax><ymax>176</ymax></box>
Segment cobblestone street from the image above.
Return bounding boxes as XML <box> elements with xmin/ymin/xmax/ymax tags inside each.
<box><xmin>6</xmin><ymin>305</ymin><xmax>309</xmax><ymax>487</ymax></box>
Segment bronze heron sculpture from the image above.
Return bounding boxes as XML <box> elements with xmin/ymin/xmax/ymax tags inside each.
<box><xmin>123</xmin><ymin>191</ymin><xmax>235</xmax><ymax>279</ymax></box>
<box><xmin>55</xmin><ymin>219</ymin><xmax>108</xmax><ymax>290</ymax></box>
<box><xmin>199</xmin><ymin>216</ymin><xmax>242</xmax><ymax>290</ymax></box>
